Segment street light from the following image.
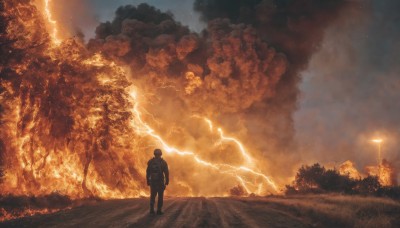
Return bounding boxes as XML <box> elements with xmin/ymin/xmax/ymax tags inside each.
<box><xmin>371</xmin><ymin>138</ymin><xmax>383</xmax><ymax>180</ymax></box>
<box><xmin>371</xmin><ymin>138</ymin><xmax>383</xmax><ymax>165</ymax></box>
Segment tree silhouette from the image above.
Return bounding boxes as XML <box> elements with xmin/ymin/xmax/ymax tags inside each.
<box><xmin>294</xmin><ymin>163</ymin><xmax>325</xmax><ymax>191</ymax></box>
<box><xmin>357</xmin><ymin>176</ymin><xmax>381</xmax><ymax>194</ymax></box>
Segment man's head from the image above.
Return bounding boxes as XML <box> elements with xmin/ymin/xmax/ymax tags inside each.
<box><xmin>154</xmin><ymin>148</ymin><xmax>162</xmax><ymax>157</ymax></box>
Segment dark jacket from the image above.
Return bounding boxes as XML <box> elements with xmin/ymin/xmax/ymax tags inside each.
<box><xmin>146</xmin><ymin>157</ymin><xmax>169</xmax><ymax>186</ymax></box>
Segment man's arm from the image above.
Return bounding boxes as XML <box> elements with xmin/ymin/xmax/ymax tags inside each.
<box><xmin>146</xmin><ymin>160</ymin><xmax>151</xmax><ymax>185</ymax></box>
<box><xmin>164</xmin><ymin>161</ymin><xmax>169</xmax><ymax>185</ymax></box>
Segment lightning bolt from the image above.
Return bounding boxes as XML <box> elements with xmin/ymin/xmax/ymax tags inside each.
<box><xmin>41</xmin><ymin>0</ymin><xmax>279</xmax><ymax>194</ymax></box>
<box><xmin>44</xmin><ymin>0</ymin><xmax>61</xmax><ymax>45</ymax></box>
<box><xmin>129</xmin><ymin>89</ymin><xmax>279</xmax><ymax>193</ymax></box>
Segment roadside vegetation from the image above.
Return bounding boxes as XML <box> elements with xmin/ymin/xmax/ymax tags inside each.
<box><xmin>285</xmin><ymin>163</ymin><xmax>400</xmax><ymax>200</ymax></box>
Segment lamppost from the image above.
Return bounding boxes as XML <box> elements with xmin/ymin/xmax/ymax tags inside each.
<box><xmin>371</xmin><ymin>138</ymin><xmax>383</xmax><ymax>179</ymax></box>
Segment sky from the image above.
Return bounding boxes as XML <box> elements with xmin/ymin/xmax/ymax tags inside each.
<box><xmin>295</xmin><ymin>0</ymin><xmax>400</xmax><ymax>171</ymax></box>
<box><xmin>52</xmin><ymin>0</ymin><xmax>204</xmax><ymax>39</ymax></box>
<box><xmin>52</xmin><ymin>0</ymin><xmax>400</xmax><ymax>175</ymax></box>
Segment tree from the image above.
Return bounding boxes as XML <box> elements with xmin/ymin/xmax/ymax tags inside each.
<box><xmin>294</xmin><ymin>163</ymin><xmax>325</xmax><ymax>191</ymax></box>
<box><xmin>289</xmin><ymin>163</ymin><xmax>356</xmax><ymax>194</ymax></box>
<box><xmin>319</xmin><ymin>169</ymin><xmax>355</xmax><ymax>193</ymax></box>
<box><xmin>230</xmin><ymin>185</ymin><xmax>246</xmax><ymax>196</ymax></box>
<box><xmin>356</xmin><ymin>176</ymin><xmax>381</xmax><ymax>194</ymax></box>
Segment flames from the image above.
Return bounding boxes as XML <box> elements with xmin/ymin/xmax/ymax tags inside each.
<box><xmin>1</xmin><ymin>0</ymin><xmax>398</xmax><ymax>222</ymax></box>
<box><xmin>0</xmin><ymin>208</ymin><xmax>62</xmax><ymax>222</ymax></box>
<box><xmin>339</xmin><ymin>160</ymin><xmax>397</xmax><ymax>186</ymax></box>
<box><xmin>0</xmin><ymin>0</ymin><xmax>279</xmax><ymax>209</ymax></box>
<box><xmin>339</xmin><ymin>160</ymin><xmax>362</xmax><ymax>179</ymax></box>
<box><xmin>43</xmin><ymin>0</ymin><xmax>60</xmax><ymax>45</ymax></box>
<box><xmin>365</xmin><ymin>159</ymin><xmax>397</xmax><ymax>186</ymax></box>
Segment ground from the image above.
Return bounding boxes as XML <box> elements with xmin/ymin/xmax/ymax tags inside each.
<box><xmin>1</xmin><ymin>194</ymin><xmax>400</xmax><ymax>228</ymax></box>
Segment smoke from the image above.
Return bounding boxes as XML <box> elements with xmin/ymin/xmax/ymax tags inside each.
<box><xmin>89</xmin><ymin>3</ymin><xmax>287</xmax><ymax>113</ymax></box>
<box><xmin>87</xmin><ymin>0</ymin><xmax>351</xmax><ymax>181</ymax></box>
<box><xmin>295</xmin><ymin>0</ymin><xmax>400</xmax><ymax>184</ymax></box>
<box><xmin>1</xmin><ymin>0</ymin><xmax>368</xmax><ymax>198</ymax></box>
<box><xmin>192</xmin><ymin>1</ymin><xmax>353</xmax><ymax>179</ymax></box>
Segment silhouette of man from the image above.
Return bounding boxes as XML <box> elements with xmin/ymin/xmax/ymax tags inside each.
<box><xmin>146</xmin><ymin>148</ymin><xmax>169</xmax><ymax>215</ymax></box>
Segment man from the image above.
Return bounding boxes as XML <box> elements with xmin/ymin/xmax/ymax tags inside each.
<box><xmin>146</xmin><ymin>148</ymin><xmax>169</xmax><ymax>215</ymax></box>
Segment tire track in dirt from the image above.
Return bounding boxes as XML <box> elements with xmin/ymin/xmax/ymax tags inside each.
<box><xmin>226</xmin><ymin>198</ymin><xmax>310</xmax><ymax>228</ymax></box>
<box><xmin>166</xmin><ymin>197</ymin><xmax>203</xmax><ymax>227</ymax></box>
<box><xmin>3</xmin><ymin>196</ymin><xmax>400</xmax><ymax>227</ymax></box>
<box><xmin>127</xmin><ymin>197</ymin><xmax>184</xmax><ymax>227</ymax></box>
<box><xmin>191</xmin><ymin>197</ymin><xmax>224</xmax><ymax>227</ymax></box>
<box><xmin>213</xmin><ymin>198</ymin><xmax>262</xmax><ymax>228</ymax></box>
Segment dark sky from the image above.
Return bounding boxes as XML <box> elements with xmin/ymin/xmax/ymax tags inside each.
<box><xmin>295</xmin><ymin>0</ymin><xmax>400</xmax><ymax>174</ymax></box>
<box><xmin>54</xmin><ymin>0</ymin><xmax>400</xmax><ymax>178</ymax></box>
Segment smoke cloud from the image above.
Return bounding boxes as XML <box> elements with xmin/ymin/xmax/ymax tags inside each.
<box><xmin>88</xmin><ymin>4</ymin><xmax>287</xmax><ymax>113</ymax></box>
<box><xmin>295</xmin><ymin>0</ymin><xmax>400</xmax><ymax>183</ymax></box>
<box><xmin>87</xmin><ymin>0</ymin><xmax>351</xmax><ymax>181</ymax></box>
<box><xmin>1</xmin><ymin>0</ymin><xmax>370</xmax><ymax>198</ymax></box>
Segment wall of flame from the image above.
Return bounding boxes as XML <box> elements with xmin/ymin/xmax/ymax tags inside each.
<box><xmin>0</xmin><ymin>0</ymin><xmax>284</xmax><ymax>199</ymax></box>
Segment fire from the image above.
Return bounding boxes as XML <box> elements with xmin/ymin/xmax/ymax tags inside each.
<box><xmin>365</xmin><ymin>159</ymin><xmax>397</xmax><ymax>186</ymax></box>
<box><xmin>0</xmin><ymin>0</ymin><xmax>279</xmax><ymax>210</ymax></box>
<box><xmin>339</xmin><ymin>160</ymin><xmax>397</xmax><ymax>186</ymax></box>
<box><xmin>0</xmin><ymin>208</ymin><xmax>63</xmax><ymax>222</ymax></box>
<box><xmin>43</xmin><ymin>0</ymin><xmax>60</xmax><ymax>45</ymax></box>
<box><xmin>130</xmin><ymin>92</ymin><xmax>278</xmax><ymax>193</ymax></box>
<box><xmin>339</xmin><ymin>160</ymin><xmax>362</xmax><ymax>179</ymax></box>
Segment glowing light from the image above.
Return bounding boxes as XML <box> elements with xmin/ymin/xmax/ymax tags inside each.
<box><xmin>205</xmin><ymin>118</ymin><xmax>213</xmax><ymax>131</ymax></box>
<box><xmin>372</xmin><ymin>138</ymin><xmax>383</xmax><ymax>144</ymax></box>
<box><xmin>1</xmin><ymin>0</ymin><xmax>281</xmax><ymax>205</ymax></box>
<box><xmin>236</xmin><ymin>176</ymin><xmax>250</xmax><ymax>194</ymax></box>
<box><xmin>217</xmin><ymin>128</ymin><xmax>253</xmax><ymax>164</ymax></box>
<box><xmin>128</xmin><ymin>89</ymin><xmax>279</xmax><ymax>193</ymax></box>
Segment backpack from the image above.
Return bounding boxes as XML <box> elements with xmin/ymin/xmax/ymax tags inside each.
<box><xmin>150</xmin><ymin>159</ymin><xmax>163</xmax><ymax>181</ymax></box>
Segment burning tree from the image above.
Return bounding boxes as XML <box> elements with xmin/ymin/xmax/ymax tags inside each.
<box><xmin>1</xmin><ymin>0</ymin><xmax>353</xmax><ymax>213</ymax></box>
<box><xmin>1</xmin><ymin>0</ymin><xmax>286</xmax><ymax>202</ymax></box>
<box><xmin>0</xmin><ymin>0</ymin><xmax>146</xmax><ymax>198</ymax></box>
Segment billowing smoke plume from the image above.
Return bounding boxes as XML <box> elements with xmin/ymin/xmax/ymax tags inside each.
<box><xmin>0</xmin><ymin>0</ymin><xmax>355</xmax><ymax>200</ymax></box>
<box><xmin>88</xmin><ymin>4</ymin><xmax>287</xmax><ymax>114</ymax></box>
<box><xmin>88</xmin><ymin>1</ymin><xmax>350</xmax><ymax>179</ymax></box>
<box><xmin>195</xmin><ymin>0</ymin><xmax>349</xmax><ymax>150</ymax></box>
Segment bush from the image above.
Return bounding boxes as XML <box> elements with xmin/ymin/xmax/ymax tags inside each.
<box><xmin>288</xmin><ymin>163</ymin><xmax>355</xmax><ymax>194</ymax></box>
<box><xmin>356</xmin><ymin>176</ymin><xmax>381</xmax><ymax>194</ymax></box>
<box><xmin>230</xmin><ymin>185</ymin><xmax>246</xmax><ymax>196</ymax></box>
<box><xmin>286</xmin><ymin>163</ymin><xmax>396</xmax><ymax>198</ymax></box>
<box><xmin>376</xmin><ymin>186</ymin><xmax>400</xmax><ymax>200</ymax></box>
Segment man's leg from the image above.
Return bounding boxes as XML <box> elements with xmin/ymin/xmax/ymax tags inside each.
<box><xmin>157</xmin><ymin>187</ymin><xmax>164</xmax><ymax>214</ymax></box>
<box><xmin>150</xmin><ymin>186</ymin><xmax>157</xmax><ymax>214</ymax></box>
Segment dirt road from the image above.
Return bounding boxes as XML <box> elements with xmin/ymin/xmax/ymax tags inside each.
<box><xmin>2</xmin><ymin>195</ymin><xmax>400</xmax><ymax>228</ymax></box>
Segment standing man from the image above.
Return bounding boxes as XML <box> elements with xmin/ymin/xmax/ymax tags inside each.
<box><xmin>146</xmin><ymin>148</ymin><xmax>169</xmax><ymax>215</ymax></box>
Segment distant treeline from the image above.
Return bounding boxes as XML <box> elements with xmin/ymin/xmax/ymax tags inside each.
<box><xmin>286</xmin><ymin>163</ymin><xmax>400</xmax><ymax>200</ymax></box>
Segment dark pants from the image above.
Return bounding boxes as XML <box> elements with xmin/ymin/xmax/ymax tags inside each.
<box><xmin>150</xmin><ymin>184</ymin><xmax>165</xmax><ymax>211</ymax></box>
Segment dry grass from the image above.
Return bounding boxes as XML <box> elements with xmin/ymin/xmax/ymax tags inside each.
<box><xmin>260</xmin><ymin>194</ymin><xmax>400</xmax><ymax>228</ymax></box>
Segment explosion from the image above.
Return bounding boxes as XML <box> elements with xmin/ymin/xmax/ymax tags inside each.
<box><xmin>2</xmin><ymin>0</ymin><xmax>382</xmax><ymax>222</ymax></box>
<box><xmin>0</xmin><ymin>0</ymin><xmax>286</xmax><ymax>206</ymax></box>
